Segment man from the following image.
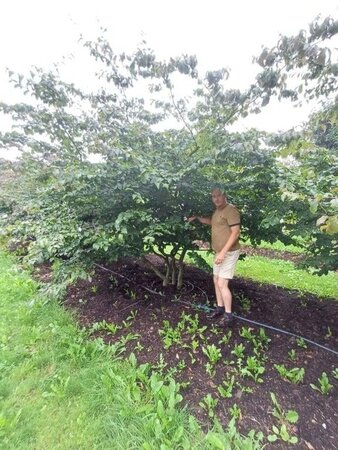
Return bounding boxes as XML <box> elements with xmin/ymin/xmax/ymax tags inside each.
<box><xmin>188</xmin><ymin>188</ymin><xmax>241</xmax><ymax>326</ymax></box>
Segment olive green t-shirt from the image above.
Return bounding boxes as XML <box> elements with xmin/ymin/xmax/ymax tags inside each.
<box><xmin>211</xmin><ymin>203</ymin><xmax>240</xmax><ymax>252</ymax></box>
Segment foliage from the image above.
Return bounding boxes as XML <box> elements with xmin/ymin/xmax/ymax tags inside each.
<box><xmin>252</xmin><ymin>16</ymin><xmax>338</xmax><ymax>106</ymax></box>
<box><xmin>274</xmin><ymin>109</ymin><xmax>338</xmax><ymax>273</ymax></box>
<box><xmin>268</xmin><ymin>393</ymin><xmax>299</xmax><ymax>444</ymax></box>
<box><xmin>1</xmin><ymin>15</ymin><xmax>337</xmax><ymax>285</ymax></box>
<box><xmin>0</xmin><ymin>250</ymin><xmax>265</xmax><ymax>449</ymax></box>
<box><xmin>310</xmin><ymin>372</ymin><xmax>334</xmax><ymax>395</ymax></box>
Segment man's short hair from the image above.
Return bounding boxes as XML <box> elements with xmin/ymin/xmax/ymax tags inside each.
<box><xmin>211</xmin><ymin>185</ymin><xmax>227</xmax><ymax>196</ymax></box>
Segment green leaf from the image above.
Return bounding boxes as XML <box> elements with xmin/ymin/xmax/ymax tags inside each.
<box><xmin>286</xmin><ymin>410</ymin><xmax>299</xmax><ymax>424</ymax></box>
<box><xmin>267</xmin><ymin>434</ymin><xmax>278</xmax><ymax>442</ymax></box>
<box><xmin>205</xmin><ymin>432</ymin><xmax>226</xmax><ymax>449</ymax></box>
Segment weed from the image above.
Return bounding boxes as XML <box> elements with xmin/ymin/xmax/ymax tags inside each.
<box><xmin>205</xmin><ymin>362</ymin><xmax>215</xmax><ymax>377</ymax></box>
<box><xmin>300</xmin><ymin>298</ymin><xmax>308</xmax><ymax>307</ymax></box>
<box><xmin>332</xmin><ymin>368</ymin><xmax>338</xmax><ymax>380</ymax></box>
<box><xmin>237</xmin><ymin>383</ymin><xmax>253</xmax><ymax>395</ymax></box>
<box><xmin>125</xmin><ymin>288</ymin><xmax>137</xmax><ymax>300</ymax></box>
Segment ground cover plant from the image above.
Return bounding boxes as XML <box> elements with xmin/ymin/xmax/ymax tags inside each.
<box><xmin>56</xmin><ymin>253</ymin><xmax>338</xmax><ymax>450</ymax></box>
<box><xmin>0</xmin><ymin>251</ymin><xmax>268</xmax><ymax>449</ymax></box>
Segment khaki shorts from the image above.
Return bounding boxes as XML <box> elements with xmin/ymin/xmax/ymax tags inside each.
<box><xmin>213</xmin><ymin>250</ymin><xmax>240</xmax><ymax>279</ymax></box>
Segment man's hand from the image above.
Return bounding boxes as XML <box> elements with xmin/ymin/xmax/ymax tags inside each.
<box><xmin>215</xmin><ymin>252</ymin><xmax>226</xmax><ymax>265</ymax></box>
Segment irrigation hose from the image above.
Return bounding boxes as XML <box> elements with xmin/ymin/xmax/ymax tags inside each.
<box><xmin>93</xmin><ymin>263</ymin><xmax>338</xmax><ymax>356</ymax></box>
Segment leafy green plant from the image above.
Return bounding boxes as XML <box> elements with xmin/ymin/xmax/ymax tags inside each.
<box><xmin>274</xmin><ymin>364</ymin><xmax>305</xmax><ymax>384</ymax></box>
<box><xmin>268</xmin><ymin>424</ymin><xmax>298</xmax><ymax>445</ymax></box>
<box><xmin>332</xmin><ymin>368</ymin><xmax>338</xmax><ymax>380</ymax></box>
<box><xmin>89</xmin><ymin>320</ymin><xmax>121</xmax><ymax>336</ymax></box>
<box><xmin>240</xmin><ymin>356</ymin><xmax>265</xmax><ymax>383</ymax></box>
<box><xmin>202</xmin><ymin>344</ymin><xmax>222</xmax><ymax>365</ymax></box>
<box><xmin>296</xmin><ymin>337</ymin><xmax>307</xmax><ymax>349</ymax></box>
<box><xmin>229</xmin><ymin>403</ymin><xmax>241</xmax><ymax>421</ymax></box>
<box><xmin>310</xmin><ymin>372</ymin><xmax>333</xmax><ymax>395</ymax></box>
<box><xmin>231</xmin><ymin>343</ymin><xmax>245</xmax><ymax>360</ymax></box>
<box><xmin>206</xmin><ymin>417</ymin><xmax>264</xmax><ymax>450</ymax></box>
<box><xmin>239</xmin><ymin>327</ymin><xmax>270</xmax><ymax>353</ymax></box>
<box><xmin>159</xmin><ymin>320</ymin><xmax>182</xmax><ymax>349</ymax></box>
<box><xmin>217</xmin><ymin>374</ymin><xmax>235</xmax><ymax>399</ymax></box>
<box><xmin>205</xmin><ymin>362</ymin><xmax>215</xmax><ymax>378</ymax></box>
<box><xmin>238</xmin><ymin>293</ymin><xmax>251</xmax><ymax>312</ymax></box>
<box><xmin>151</xmin><ymin>353</ymin><xmax>168</xmax><ymax>376</ymax></box>
<box><xmin>218</xmin><ymin>330</ymin><xmax>232</xmax><ymax>346</ymax></box>
<box><xmin>268</xmin><ymin>392</ymin><xmax>299</xmax><ymax>444</ymax></box>
<box><xmin>199</xmin><ymin>394</ymin><xmax>218</xmax><ymax>419</ymax></box>
<box><xmin>190</xmin><ymin>339</ymin><xmax>199</xmax><ymax>353</ymax></box>
<box><xmin>239</xmin><ymin>327</ymin><xmax>254</xmax><ymax>341</ymax></box>
<box><xmin>90</xmin><ymin>285</ymin><xmax>98</xmax><ymax>294</ymax></box>
<box><xmin>288</xmin><ymin>349</ymin><xmax>297</xmax><ymax>361</ymax></box>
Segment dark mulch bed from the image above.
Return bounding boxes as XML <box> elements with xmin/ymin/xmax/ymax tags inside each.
<box><xmin>60</xmin><ymin>257</ymin><xmax>337</xmax><ymax>449</ymax></box>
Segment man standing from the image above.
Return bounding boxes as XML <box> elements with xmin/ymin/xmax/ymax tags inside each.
<box><xmin>188</xmin><ymin>188</ymin><xmax>241</xmax><ymax>326</ymax></box>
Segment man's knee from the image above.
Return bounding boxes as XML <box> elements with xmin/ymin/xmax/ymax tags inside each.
<box><xmin>215</xmin><ymin>276</ymin><xmax>229</xmax><ymax>289</ymax></box>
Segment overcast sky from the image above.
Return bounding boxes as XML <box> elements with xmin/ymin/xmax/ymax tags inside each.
<box><xmin>0</xmin><ymin>0</ymin><xmax>337</xmax><ymax>158</ymax></box>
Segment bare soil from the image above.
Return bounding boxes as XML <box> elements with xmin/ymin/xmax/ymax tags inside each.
<box><xmin>60</xmin><ymin>256</ymin><xmax>338</xmax><ymax>450</ymax></box>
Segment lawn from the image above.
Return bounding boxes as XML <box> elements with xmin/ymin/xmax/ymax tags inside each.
<box><xmin>0</xmin><ymin>251</ymin><xmax>265</xmax><ymax>449</ymax></box>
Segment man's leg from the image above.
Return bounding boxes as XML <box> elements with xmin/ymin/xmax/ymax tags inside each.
<box><xmin>215</xmin><ymin>277</ymin><xmax>232</xmax><ymax>313</ymax></box>
<box><xmin>213</xmin><ymin>275</ymin><xmax>224</xmax><ymax>307</ymax></box>
<box><xmin>208</xmin><ymin>275</ymin><xmax>225</xmax><ymax>319</ymax></box>
<box><xmin>215</xmin><ymin>276</ymin><xmax>234</xmax><ymax>326</ymax></box>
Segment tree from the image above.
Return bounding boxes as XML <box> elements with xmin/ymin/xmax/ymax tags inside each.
<box><xmin>1</xmin><ymin>16</ymin><xmax>337</xmax><ymax>288</ymax></box>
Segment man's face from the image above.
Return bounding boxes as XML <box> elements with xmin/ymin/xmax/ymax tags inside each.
<box><xmin>211</xmin><ymin>189</ymin><xmax>227</xmax><ymax>208</ymax></box>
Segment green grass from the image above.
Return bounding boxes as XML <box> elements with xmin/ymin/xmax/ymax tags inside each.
<box><xmin>0</xmin><ymin>251</ymin><xmax>264</xmax><ymax>449</ymax></box>
<box><xmin>188</xmin><ymin>252</ymin><xmax>338</xmax><ymax>299</ymax></box>
<box><xmin>236</xmin><ymin>256</ymin><xmax>337</xmax><ymax>299</ymax></box>
<box><xmin>241</xmin><ymin>239</ymin><xmax>304</xmax><ymax>254</ymax></box>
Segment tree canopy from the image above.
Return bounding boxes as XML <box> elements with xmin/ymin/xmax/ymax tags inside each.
<box><xmin>0</xmin><ymin>15</ymin><xmax>337</xmax><ymax>287</ymax></box>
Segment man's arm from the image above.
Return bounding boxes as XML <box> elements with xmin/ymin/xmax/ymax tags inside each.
<box><xmin>214</xmin><ymin>224</ymin><xmax>241</xmax><ymax>264</ymax></box>
<box><xmin>187</xmin><ymin>216</ymin><xmax>212</xmax><ymax>226</ymax></box>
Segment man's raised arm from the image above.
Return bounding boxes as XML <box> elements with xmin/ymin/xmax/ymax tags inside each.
<box><xmin>187</xmin><ymin>216</ymin><xmax>212</xmax><ymax>225</ymax></box>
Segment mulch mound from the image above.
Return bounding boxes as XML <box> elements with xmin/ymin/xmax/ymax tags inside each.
<box><xmin>60</xmin><ymin>257</ymin><xmax>337</xmax><ymax>449</ymax></box>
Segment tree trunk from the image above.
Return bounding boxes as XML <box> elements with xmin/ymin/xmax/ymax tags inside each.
<box><xmin>171</xmin><ymin>256</ymin><xmax>177</xmax><ymax>285</ymax></box>
<box><xmin>177</xmin><ymin>248</ymin><xmax>187</xmax><ymax>290</ymax></box>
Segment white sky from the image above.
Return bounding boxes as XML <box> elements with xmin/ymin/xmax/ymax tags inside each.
<box><xmin>0</xmin><ymin>0</ymin><xmax>337</xmax><ymax>159</ymax></box>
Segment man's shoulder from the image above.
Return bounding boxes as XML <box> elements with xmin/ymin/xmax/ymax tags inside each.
<box><xmin>224</xmin><ymin>203</ymin><xmax>239</xmax><ymax>213</ymax></box>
